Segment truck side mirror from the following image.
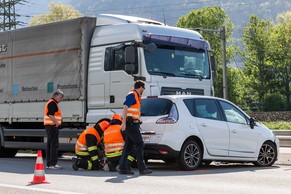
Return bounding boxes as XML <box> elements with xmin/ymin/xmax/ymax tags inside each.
<box><xmin>125</xmin><ymin>46</ymin><xmax>136</xmax><ymax>74</ymax></box>
<box><xmin>125</xmin><ymin>45</ymin><xmax>135</xmax><ymax>64</ymax></box>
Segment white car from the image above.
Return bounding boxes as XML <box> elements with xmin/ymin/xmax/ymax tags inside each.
<box><xmin>140</xmin><ymin>95</ymin><xmax>280</xmax><ymax>170</ymax></box>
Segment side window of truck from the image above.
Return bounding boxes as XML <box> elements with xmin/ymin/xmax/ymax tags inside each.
<box><xmin>104</xmin><ymin>47</ymin><xmax>124</xmax><ymax>71</ymax></box>
<box><xmin>104</xmin><ymin>47</ymin><xmax>138</xmax><ymax>74</ymax></box>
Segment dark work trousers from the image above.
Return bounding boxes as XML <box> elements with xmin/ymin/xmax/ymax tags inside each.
<box><xmin>119</xmin><ymin>123</ymin><xmax>147</xmax><ymax>171</ymax></box>
<box><xmin>45</xmin><ymin>125</ymin><xmax>59</xmax><ymax>167</ymax></box>
<box><xmin>76</xmin><ymin>155</ymin><xmax>100</xmax><ymax>170</ymax></box>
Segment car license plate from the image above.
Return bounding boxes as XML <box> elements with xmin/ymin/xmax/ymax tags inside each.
<box><xmin>142</xmin><ymin>135</ymin><xmax>151</xmax><ymax>142</ymax></box>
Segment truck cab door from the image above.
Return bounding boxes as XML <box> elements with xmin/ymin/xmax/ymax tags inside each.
<box><xmin>108</xmin><ymin>46</ymin><xmax>138</xmax><ymax>109</ymax></box>
<box><xmin>87</xmin><ymin>46</ymin><xmax>110</xmax><ymax>109</ymax></box>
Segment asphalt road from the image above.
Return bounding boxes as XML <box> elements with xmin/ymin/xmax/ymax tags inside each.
<box><xmin>0</xmin><ymin>148</ymin><xmax>290</xmax><ymax>194</ymax></box>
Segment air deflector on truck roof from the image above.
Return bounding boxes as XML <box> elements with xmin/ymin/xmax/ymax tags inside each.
<box><xmin>143</xmin><ymin>34</ymin><xmax>210</xmax><ymax>50</ymax></box>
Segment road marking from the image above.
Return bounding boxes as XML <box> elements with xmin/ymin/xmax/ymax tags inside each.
<box><xmin>0</xmin><ymin>183</ymin><xmax>82</xmax><ymax>194</ymax></box>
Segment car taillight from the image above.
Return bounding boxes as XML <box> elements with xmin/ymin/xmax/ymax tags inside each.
<box><xmin>156</xmin><ymin>103</ymin><xmax>178</xmax><ymax>124</ymax></box>
<box><xmin>156</xmin><ymin>117</ymin><xmax>176</xmax><ymax>124</ymax></box>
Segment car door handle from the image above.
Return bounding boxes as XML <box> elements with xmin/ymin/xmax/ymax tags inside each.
<box><xmin>231</xmin><ymin>129</ymin><xmax>237</xmax><ymax>133</ymax></box>
<box><xmin>201</xmin><ymin>123</ymin><xmax>207</xmax><ymax>127</ymax></box>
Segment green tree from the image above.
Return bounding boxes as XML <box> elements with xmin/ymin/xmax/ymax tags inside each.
<box><xmin>268</xmin><ymin>11</ymin><xmax>291</xmax><ymax>110</ymax></box>
<box><xmin>241</xmin><ymin>15</ymin><xmax>273</xmax><ymax>110</ymax></box>
<box><xmin>29</xmin><ymin>3</ymin><xmax>82</xmax><ymax>26</ymax></box>
<box><xmin>227</xmin><ymin>67</ymin><xmax>247</xmax><ymax>108</ymax></box>
<box><xmin>176</xmin><ymin>6</ymin><xmax>235</xmax><ymax>99</ymax></box>
<box><xmin>262</xmin><ymin>93</ymin><xmax>287</xmax><ymax>111</ymax></box>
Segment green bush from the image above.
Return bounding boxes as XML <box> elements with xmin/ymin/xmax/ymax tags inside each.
<box><xmin>262</xmin><ymin>93</ymin><xmax>286</xmax><ymax>111</ymax></box>
<box><xmin>262</xmin><ymin>122</ymin><xmax>291</xmax><ymax>130</ymax></box>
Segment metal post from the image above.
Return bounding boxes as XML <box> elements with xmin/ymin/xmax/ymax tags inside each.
<box><xmin>220</xmin><ymin>26</ymin><xmax>228</xmax><ymax>99</ymax></box>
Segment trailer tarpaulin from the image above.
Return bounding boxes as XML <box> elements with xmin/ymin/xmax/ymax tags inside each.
<box><xmin>0</xmin><ymin>17</ymin><xmax>96</xmax><ymax>103</ymax></box>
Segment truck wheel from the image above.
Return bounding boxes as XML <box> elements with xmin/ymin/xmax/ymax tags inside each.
<box><xmin>253</xmin><ymin>141</ymin><xmax>277</xmax><ymax>167</ymax></box>
<box><xmin>178</xmin><ymin>140</ymin><xmax>202</xmax><ymax>170</ymax></box>
<box><xmin>0</xmin><ymin>137</ymin><xmax>18</xmax><ymax>158</ymax></box>
<box><xmin>0</xmin><ymin>146</ymin><xmax>18</xmax><ymax>158</ymax></box>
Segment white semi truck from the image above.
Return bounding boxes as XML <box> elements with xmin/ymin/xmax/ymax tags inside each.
<box><xmin>0</xmin><ymin>14</ymin><xmax>214</xmax><ymax>157</ymax></box>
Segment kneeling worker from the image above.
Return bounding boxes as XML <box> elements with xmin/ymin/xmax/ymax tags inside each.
<box><xmin>104</xmin><ymin>113</ymin><xmax>135</xmax><ymax>172</ymax></box>
<box><xmin>72</xmin><ymin>119</ymin><xmax>110</xmax><ymax>171</ymax></box>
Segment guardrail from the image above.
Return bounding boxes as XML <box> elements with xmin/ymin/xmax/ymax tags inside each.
<box><xmin>273</xmin><ymin>130</ymin><xmax>291</xmax><ymax>147</ymax></box>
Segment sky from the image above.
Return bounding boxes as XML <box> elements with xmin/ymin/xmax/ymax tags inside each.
<box><xmin>16</xmin><ymin>0</ymin><xmax>70</xmax><ymax>27</ymax></box>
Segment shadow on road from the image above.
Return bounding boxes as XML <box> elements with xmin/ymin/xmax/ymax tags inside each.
<box><xmin>0</xmin><ymin>154</ymin><xmax>282</xmax><ymax>180</ymax></box>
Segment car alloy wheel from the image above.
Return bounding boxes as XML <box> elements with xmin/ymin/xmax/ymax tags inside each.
<box><xmin>178</xmin><ymin>140</ymin><xmax>202</xmax><ymax>170</ymax></box>
<box><xmin>254</xmin><ymin>141</ymin><xmax>277</xmax><ymax>167</ymax></box>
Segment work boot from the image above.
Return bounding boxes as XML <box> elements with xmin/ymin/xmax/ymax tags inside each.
<box><xmin>72</xmin><ymin>157</ymin><xmax>79</xmax><ymax>171</ymax></box>
<box><xmin>108</xmin><ymin>161</ymin><xmax>117</xmax><ymax>172</ymax></box>
<box><xmin>139</xmin><ymin>168</ymin><xmax>152</xmax><ymax>175</ymax></box>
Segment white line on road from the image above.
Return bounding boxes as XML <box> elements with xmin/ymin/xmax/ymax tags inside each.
<box><xmin>0</xmin><ymin>183</ymin><xmax>83</xmax><ymax>194</ymax></box>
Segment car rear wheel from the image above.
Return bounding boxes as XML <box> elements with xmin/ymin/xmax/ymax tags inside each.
<box><xmin>254</xmin><ymin>141</ymin><xmax>277</xmax><ymax>167</ymax></box>
<box><xmin>178</xmin><ymin>140</ymin><xmax>202</xmax><ymax>170</ymax></box>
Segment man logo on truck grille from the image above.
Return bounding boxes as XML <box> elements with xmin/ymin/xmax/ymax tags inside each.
<box><xmin>0</xmin><ymin>44</ymin><xmax>7</xmax><ymax>53</ymax></box>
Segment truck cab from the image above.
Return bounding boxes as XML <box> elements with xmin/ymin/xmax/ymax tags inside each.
<box><xmin>87</xmin><ymin>14</ymin><xmax>213</xmax><ymax>123</ymax></box>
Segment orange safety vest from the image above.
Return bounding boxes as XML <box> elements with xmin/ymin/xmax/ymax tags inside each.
<box><xmin>104</xmin><ymin>124</ymin><xmax>125</xmax><ymax>154</ymax></box>
<box><xmin>126</xmin><ymin>90</ymin><xmax>141</xmax><ymax>120</ymax></box>
<box><xmin>75</xmin><ymin>126</ymin><xmax>102</xmax><ymax>155</ymax></box>
<box><xmin>44</xmin><ymin>99</ymin><xmax>62</xmax><ymax>126</ymax></box>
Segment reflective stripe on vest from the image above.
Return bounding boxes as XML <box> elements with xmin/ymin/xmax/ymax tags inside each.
<box><xmin>75</xmin><ymin>126</ymin><xmax>101</xmax><ymax>153</ymax></box>
<box><xmin>105</xmin><ymin>143</ymin><xmax>125</xmax><ymax>153</ymax></box>
<box><xmin>105</xmin><ymin>150</ymin><xmax>122</xmax><ymax>158</ymax></box>
<box><xmin>104</xmin><ymin>124</ymin><xmax>125</xmax><ymax>154</ymax></box>
<box><xmin>44</xmin><ymin>99</ymin><xmax>62</xmax><ymax>125</ymax></box>
<box><xmin>126</xmin><ymin>90</ymin><xmax>141</xmax><ymax>120</ymax></box>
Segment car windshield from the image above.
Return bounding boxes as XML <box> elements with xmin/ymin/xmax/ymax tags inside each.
<box><xmin>144</xmin><ymin>45</ymin><xmax>210</xmax><ymax>79</ymax></box>
<box><xmin>141</xmin><ymin>98</ymin><xmax>173</xmax><ymax>116</ymax></box>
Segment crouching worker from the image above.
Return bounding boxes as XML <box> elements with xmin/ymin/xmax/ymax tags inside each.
<box><xmin>104</xmin><ymin>113</ymin><xmax>135</xmax><ymax>172</ymax></box>
<box><xmin>72</xmin><ymin>119</ymin><xmax>110</xmax><ymax>171</ymax></box>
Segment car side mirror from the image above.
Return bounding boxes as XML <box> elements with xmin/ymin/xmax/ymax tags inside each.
<box><xmin>250</xmin><ymin>117</ymin><xmax>255</xmax><ymax>129</ymax></box>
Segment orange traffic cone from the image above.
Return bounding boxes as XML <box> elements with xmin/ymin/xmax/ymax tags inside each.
<box><xmin>28</xmin><ymin>150</ymin><xmax>49</xmax><ymax>184</ymax></box>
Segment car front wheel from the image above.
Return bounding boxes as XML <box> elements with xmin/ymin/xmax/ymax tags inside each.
<box><xmin>178</xmin><ymin>140</ymin><xmax>202</xmax><ymax>170</ymax></box>
<box><xmin>254</xmin><ymin>141</ymin><xmax>277</xmax><ymax>167</ymax></box>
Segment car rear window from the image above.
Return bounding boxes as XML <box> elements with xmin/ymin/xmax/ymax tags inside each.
<box><xmin>141</xmin><ymin>98</ymin><xmax>173</xmax><ymax>116</ymax></box>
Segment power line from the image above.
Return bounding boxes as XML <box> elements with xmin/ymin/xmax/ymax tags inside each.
<box><xmin>0</xmin><ymin>0</ymin><xmax>27</xmax><ymax>31</ymax></box>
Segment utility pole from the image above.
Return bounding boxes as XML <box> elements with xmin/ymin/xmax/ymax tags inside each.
<box><xmin>220</xmin><ymin>26</ymin><xmax>228</xmax><ymax>100</ymax></box>
<box><xmin>0</xmin><ymin>0</ymin><xmax>26</xmax><ymax>31</ymax></box>
<box><xmin>193</xmin><ymin>26</ymin><xmax>228</xmax><ymax>99</ymax></box>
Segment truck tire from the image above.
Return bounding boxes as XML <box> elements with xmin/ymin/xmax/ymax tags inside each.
<box><xmin>0</xmin><ymin>135</ymin><xmax>18</xmax><ymax>158</ymax></box>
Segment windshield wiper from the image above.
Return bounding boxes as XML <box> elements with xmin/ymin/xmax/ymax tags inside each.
<box><xmin>151</xmin><ymin>71</ymin><xmax>176</xmax><ymax>78</ymax></box>
<box><xmin>181</xmin><ymin>73</ymin><xmax>203</xmax><ymax>81</ymax></box>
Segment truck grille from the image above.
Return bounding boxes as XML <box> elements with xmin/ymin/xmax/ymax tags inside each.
<box><xmin>161</xmin><ymin>87</ymin><xmax>204</xmax><ymax>95</ymax></box>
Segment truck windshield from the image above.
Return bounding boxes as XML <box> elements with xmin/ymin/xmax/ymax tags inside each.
<box><xmin>144</xmin><ymin>45</ymin><xmax>210</xmax><ymax>79</ymax></box>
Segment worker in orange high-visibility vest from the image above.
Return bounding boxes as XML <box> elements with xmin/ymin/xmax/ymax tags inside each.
<box><xmin>104</xmin><ymin>113</ymin><xmax>135</xmax><ymax>172</ymax></box>
<box><xmin>119</xmin><ymin>80</ymin><xmax>152</xmax><ymax>175</ymax></box>
<box><xmin>72</xmin><ymin>119</ymin><xmax>110</xmax><ymax>171</ymax></box>
<box><xmin>44</xmin><ymin>90</ymin><xmax>64</xmax><ymax>170</ymax></box>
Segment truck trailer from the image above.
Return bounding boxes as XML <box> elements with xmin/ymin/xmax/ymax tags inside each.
<box><xmin>0</xmin><ymin>14</ymin><xmax>213</xmax><ymax>157</ymax></box>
